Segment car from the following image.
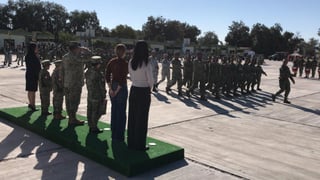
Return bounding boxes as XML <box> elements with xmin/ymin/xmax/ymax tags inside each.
<box><xmin>268</xmin><ymin>52</ymin><xmax>288</xmax><ymax>61</ymax></box>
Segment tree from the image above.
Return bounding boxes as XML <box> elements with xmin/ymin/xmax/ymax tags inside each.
<box><xmin>198</xmin><ymin>31</ymin><xmax>219</xmax><ymax>47</ymax></box>
<box><xmin>303</xmin><ymin>38</ymin><xmax>318</xmax><ymax>56</ymax></box>
<box><xmin>142</xmin><ymin>16</ymin><xmax>166</xmax><ymax>42</ymax></box>
<box><xmin>250</xmin><ymin>23</ymin><xmax>272</xmax><ymax>55</ymax></box>
<box><xmin>164</xmin><ymin>20</ymin><xmax>184</xmax><ymax>42</ymax></box>
<box><xmin>318</xmin><ymin>28</ymin><xmax>320</xmax><ymax>37</ymax></box>
<box><xmin>182</xmin><ymin>23</ymin><xmax>201</xmax><ymax>43</ymax></box>
<box><xmin>0</xmin><ymin>1</ymin><xmax>14</xmax><ymax>29</ymax></box>
<box><xmin>225</xmin><ymin>21</ymin><xmax>251</xmax><ymax>47</ymax></box>
<box><xmin>67</xmin><ymin>10</ymin><xmax>100</xmax><ymax>34</ymax></box>
<box><xmin>110</xmin><ymin>25</ymin><xmax>136</xmax><ymax>39</ymax></box>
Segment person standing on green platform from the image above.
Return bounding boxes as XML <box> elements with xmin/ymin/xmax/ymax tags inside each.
<box><xmin>128</xmin><ymin>40</ymin><xmax>153</xmax><ymax>151</ymax></box>
<box><xmin>52</xmin><ymin>60</ymin><xmax>65</xmax><ymax>120</ymax></box>
<box><xmin>39</xmin><ymin>60</ymin><xmax>52</xmax><ymax>116</ymax></box>
<box><xmin>62</xmin><ymin>42</ymin><xmax>92</xmax><ymax>126</ymax></box>
<box><xmin>106</xmin><ymin>44</ymin><xmax>128</xmax><ymax>142</ymax></box>
<box><xmin>85</xmin><ymin>56</ymin><xmax>106</xmax><ymax>134</ymax></box>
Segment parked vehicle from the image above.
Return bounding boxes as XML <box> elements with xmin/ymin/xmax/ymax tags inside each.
<box><xmin>268</xmin><ymin>52</ymin><xmax>288</xmax><ymax>61</ymax></box>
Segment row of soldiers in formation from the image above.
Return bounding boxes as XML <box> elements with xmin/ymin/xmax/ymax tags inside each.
<box><xmin>291</xmin><ymin>57</ymin><xmax>320</xmax><ymax>79</ymax></box>
<box><xmin>150</xmin><ymin>52</ymin><xmax>267</xmax><ymax>101</ymax></box>
<box><xmin>38</xmin><ymin>55</ymin><xmax>106</xmax><ymax>134</ymax></box>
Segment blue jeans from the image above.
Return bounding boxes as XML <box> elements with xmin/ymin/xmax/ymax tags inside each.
<box><xmin>110</xmin><ymin>84</ymin><xmax>128</xmax><ymax>141</ymax></box>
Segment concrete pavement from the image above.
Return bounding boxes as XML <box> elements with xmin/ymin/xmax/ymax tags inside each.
<box><xmin>0</xmin><ymin>56</ymin><xmax>319</xmax><ymax>179</ymax></box>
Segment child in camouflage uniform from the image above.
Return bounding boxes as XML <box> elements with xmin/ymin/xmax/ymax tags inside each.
<box><xmin>85</xmin><ymin>56</ymin><xmax>107</xmax><ymax>134</ymax></box>
<box><xmin>52</xmin><ymin>60</ymin><xmax>65</xmax><ymax>120</ymax></box>
<box><xmin>39</xmin><ymin>60</ymin><xmax>52</xmax><ymax>116</ymax></box>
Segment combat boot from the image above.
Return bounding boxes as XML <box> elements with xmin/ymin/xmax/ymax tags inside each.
<box><xmin>152</xmin><ymin>85</ymin><xmax>158</xmax><ymax>92</ymax></box>
<box><xmin>68</xmin><ymin>113</ymin><xmax>84</xmax><ymax>126</ymax></box>
<box><xmin>284</xmin><ymin>99</ymin><xmax>291</xmax><ymax>104</ymax></box>
<box><xmin>54</xmin><ymin>113</ymin><xmax>66</xmax><ymax>120</ymax></box>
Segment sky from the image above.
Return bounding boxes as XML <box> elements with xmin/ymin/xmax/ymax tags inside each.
<box><xmin>3</xmin><ymin>0</ymin><xmax>320</xmax><ymax>42</ymax></box>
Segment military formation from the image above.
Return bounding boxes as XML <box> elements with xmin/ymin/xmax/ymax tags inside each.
<box><xmin>291</xmin><ymin>56</ymin><xmax>320</xmax><ymax>79</ymax></box>
<box><xmin>152</xmin><ymin>52</ymin><xmax>269</xmax><ymax>101</ymax></box>
<box><xmin>8</xmin><ymin>40</ymin><xmax>319</xmax><ymax>136</ymax></box>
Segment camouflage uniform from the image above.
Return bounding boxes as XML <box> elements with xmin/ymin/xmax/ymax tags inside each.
<box><xmin>208</xmin><ymin>58</ymin><xmax>222</xmax><ymax>98</ymax></box>
<box><xmin>311</xmin><ymin>59</ymin><xmax>317</xmax><ymax>78</ymax></box>
<box><xmin>298</xmin><ymin>58</ymin><xmax>304</xmax><ymax>77</ymax></box>
<box><xmin>85</xmin><ymin>57</ymin><xmax>106</xmax><ymax>131</ymax></box>
<box><xmin>272</xmin><ymin>60</ymin><xmax>295</xmax><ymax>103</ymax></box>
<box><xmin>157</xmin><ymin>55</ymin><xmax>171</xmax><ymax>87</ymax></box>
<box><xmin>39</xmin><ymin>60</ymin><xmax>52</xmax><ymax>115</ymax></box>
<box><xmin>52</xmin><ymin>60</ymin><xmax>65</xmax><ymax>119</ymax></box>
<box><xmin>149</xmin><ymin>54</ymin><xmax>159</xmax><ymax>91</ymax></box>
<box><xmin>182</xmin><ymin>56</ymin><xmax>193</xmax><ymax>88</ymax></box>
<box><xmin>187</xmin><ymin>54</ymin><xmax>207</xmax><ymax>100</ymax></box>
<box><xmin>62</xmin><ymin>44</ymin><xmax>91</xmax><ymax>124</ymax></box>
<box><xmin>166</xmin><ymin>56</ymin><xmax>183</xmax><ymax>95</ymax></box>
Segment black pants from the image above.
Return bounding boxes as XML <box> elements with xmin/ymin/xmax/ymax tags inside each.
<box><xmin>127</xmin><ymin>86</ymin><xmax>151</xmax><ymax>150</ymax></box>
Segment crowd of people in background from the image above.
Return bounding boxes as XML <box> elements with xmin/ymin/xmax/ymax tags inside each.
<box><xmin>1</xmin><ymin>40</ymin><xmax>320</xmax><ymax>151</ymax></box>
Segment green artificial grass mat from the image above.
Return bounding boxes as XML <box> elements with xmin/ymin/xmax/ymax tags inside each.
<box><xmin>0</xmin><ymin>106</ymin><xmax>184</xmax><ymax>176</ymax></box>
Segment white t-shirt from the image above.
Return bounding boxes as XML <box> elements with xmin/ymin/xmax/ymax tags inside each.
<box><xmin>128</xmin><ymin>59</ymin><xmax>154</xmax><ymax>88</ymax></box>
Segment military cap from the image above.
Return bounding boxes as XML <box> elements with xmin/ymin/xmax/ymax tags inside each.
<box><xmin>91</xmin><ymin>56</ymin><xmax>102</xmax><ymax>64</ymax></box>
<box><xmin>54</xmin><ymin>60</ymin><xmax>63</xmax><ymax>64</ymax></box>
<box><xmin>41</xmin><ymin>59</ymin><xmax>51</xmax><ymax>65</ymax></box>
<box><xmin>69</xmin><ymin>41</ymin><xmax>81</xmax><ymax>50</ymax></box>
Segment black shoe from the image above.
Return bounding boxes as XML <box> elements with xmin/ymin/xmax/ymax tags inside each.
<box><xmin>257</xmin><ymin>88</ymin><xmax>262</xmax><ymax>91</ymax></box>
<box><xmin>28</xmin><ymin>104</ymin><xmax>37</xmax><ymax>111</ymax></box>
<box><xmin>271</xmin><ymin>94</ymin><xmax>276</xmax><ymax>102</ymax></box>
<box><xmin>165</xmin><ymin>87</ymin><xmax>170</xmax><ymax>94</ymax></box>
<box><xmin>186</xmin><ymin>90</ymin><xmax>190</xmax><ymax>97</ymax></box>
<box><xmin>284</xmin><ymin>100</ymin><xmax>291</xmax><ymax>104</ymax></box>
<box><xmin>90</xmin><ymin>128</ymin><xmax>103</xmax><ymax>134</ymax></box>
<box><xmin>41</xmin><ymin>112</ymin><xmax>52</xmax><ymax>116</ymax></box>
<box><xmin>200</xmin><ymin>96</ymin><xmax>207</xmax><ymax>101</ymax></box>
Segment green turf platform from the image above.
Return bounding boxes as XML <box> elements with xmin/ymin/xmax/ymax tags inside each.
<box><xmin>0</xmin><ymin>106</ymin><xmax>184</xmax><ymax>176</ymax></box>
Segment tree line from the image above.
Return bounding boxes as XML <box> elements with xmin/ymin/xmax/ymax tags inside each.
<box><xmin>0</xmin><ymin>0</ymin><xmax>319</xmax><ymax>56</ymax></box>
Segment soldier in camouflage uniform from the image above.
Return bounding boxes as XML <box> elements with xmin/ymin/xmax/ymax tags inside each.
<box><xmin>149</xmin><ymin>50</ymin><xmax>159</xmax><ymax>92</ymax></box>
<box><xmin>85</xmin><ymin>56</ymin><xmax>106</xmax><ymax>134</ymax></box>
<box><xmin>182</xmin><ymin>54</ymin><xmax>193</xmax><ymax>88</ymax></box>
<box><xmin>230</xmin><ymin>57</ymin><xmax>240</xmax><ymax>96</ymax></box>
<box><xmin>318</xmin><ymin>61</ymin><xmax>320</xmax><ymax>79</ymax></box>
<box><xmin>311</xmin><ymin>57</ymin><xmax>317</xmax><ymax>78</ymax></box>
<box><xmin>255</xmin><ymin>59</ymin><xmax>267</xmax><ymax>90</ymax></box>
<box><xmin>62</xmin><ymin>42</ymin><xmax>92</xmax><ymax>126</ymax></box>
<box><xmin>187</xmin><ymin>52</ymin><xmax>207</xmax><ymax>100</ymax></box>
<box><xmin>52</xmin><ymin>60</ymin><xmax>65</xmax><ymax>120</ymax></box>
<box><xmin>238</xmin><ymin>58</ymin><xmax>247</xmax><ymax>95</ymax></box>
<box><xmin>208</xmin><ymin>56</ymin><xmax>222</xmax><ymax>99</ymax></box>
<box><xmin>39</xmin><ymin>60</ymin><xmax>52</xmax><ymax>116</ymax></box>
<box><xmin>221</xmin><ymin>57</ymin><xmax>232</xmax><ymax>97</ymax></box>
<box><xmin>166</xmin><ymin>52</ymin><xmax>183</xmax><ymax>96</ymax></box>
<box><xmin>156</xmin><ymin>53</ymin><xmax>171</xmax><ymax>88</ymax></box>
<box><xmin>297</xmin><ymin>57</ymin><xmax>304</xmax><ymax>77</ymax></box>
<box><xmin>242</xmin><ymin>58</ymin><xmax>251</xmax><ymax>94</ymax></box>
<box><xmin>272</xmin><ymin>59</ymin><xmax>295</xmax><ymax>104</ymax></box>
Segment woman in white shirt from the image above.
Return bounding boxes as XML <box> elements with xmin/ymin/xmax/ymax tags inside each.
<box><xmin>127</xmin><ymin>40</ymin><xmax>153</xmax><ymax>151</ymax></box>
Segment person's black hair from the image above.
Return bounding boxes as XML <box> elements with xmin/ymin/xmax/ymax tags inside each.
<box><xmin>131</xmin><ymin>40</ymin><xmax>149</xmax><ymax>70</ymax></box>
<box><xmin>27</xmin><ymin>42</ymin><xmax>37</xmax><ymax>56</ymax></box>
